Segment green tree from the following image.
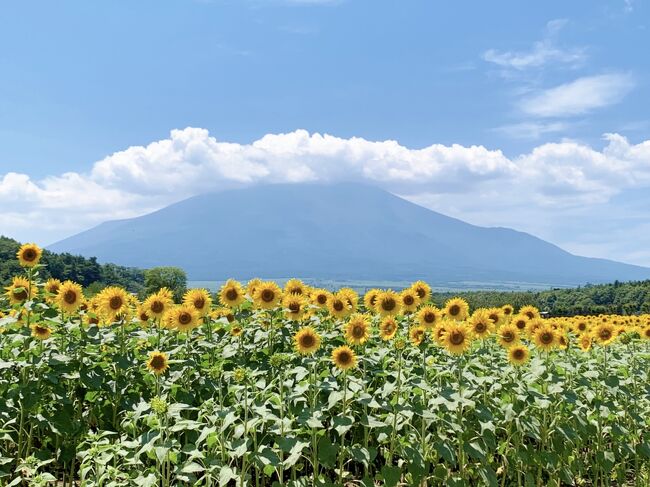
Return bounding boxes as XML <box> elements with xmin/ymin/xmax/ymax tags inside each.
<box><xmin>143</xmin><ymin>266</ymin><xmax>187</xmax><ymax>302</ymax></box>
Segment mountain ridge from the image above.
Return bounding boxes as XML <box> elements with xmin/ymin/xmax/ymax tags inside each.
<box><xmin>48</xmin><ymin>183</ymin><xmax>650</xmax><ymax>286</ymax></box>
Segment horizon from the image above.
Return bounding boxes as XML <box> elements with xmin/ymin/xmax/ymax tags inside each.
<box><xmin>1</xmin><ymin>1</ymin><xmax>649</xmax><ymax>266</ymax></box>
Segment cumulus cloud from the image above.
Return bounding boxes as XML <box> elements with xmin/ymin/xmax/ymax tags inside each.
<box><xmin>520</xmin><ymin>73</ymin><xmax>635</xmax><ymax>118</ymax></box>
<box><xmin>2</xmin><ymin>128</ymin><xmax>650</xmax><ymax>265</ymax></box>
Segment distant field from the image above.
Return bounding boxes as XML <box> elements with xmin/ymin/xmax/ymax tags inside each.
<box><xmin>188</xmin><ymin>279</ymin><xmax>563</xmax><ymax>293</ymax></box>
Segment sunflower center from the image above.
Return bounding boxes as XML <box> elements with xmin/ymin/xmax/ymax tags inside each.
<box><xmin>289</xmin><ymin>302</ymin><xmax>300</xmax><ymax>313</ymax></box>
<box><xmin>540</xmin><ymin>332</ymin><xmax>554</xmax><ymax>344</ymax></box>
<box><xmin>502</xmin><ymin>331</ymin><xmax>514</xmax><ymax>342</ymax></box>
<box><xmin>140</xmin><ymin>312</ymin><xmax>149</xmax><ymax>321</ymax></box>
<box><xmin>384</xmin><ymin>323</ymin><xmax>396</xmax><ymax>333</ymax></box>
<box><xmin>34</xmin><ymin>325</ymin><xmax>48</xmax><ymax>335</ymax></box>
<box><xmin>515</xmin><ymin>320</ymin><xmax>526</xmax><ymax>330</ymax></box>
<box><xmin>415</xmin><ymin>288</ymin><xmax>425</xmax><ymax>299</ymax></box>
<box><xmin>89</xmin><ymin>316</ymin><xmax>99</xmax><ymax>325</ymax></box>
<box><xmin>150</xmin><ymin>355</ymin><xmax>165</xmax><ymax>370</ymax></box>
<box><xmin>424</xmin><ymin>312</ymin><xmax>436</xmax><ymax>323</ymax></box>
<box><xmin>525</xmin><ymin>312</ymin><xmax>534</xmax><ymax>319</ymax></box>
<box><xmin>450</xmin><ymin>331</ymin><xmax>465</xmax><ymax>345</ymax></box>
<box><xmin>226</xmin><ymin>289</ymin><xmax>238</xmax><ymax>301</ymax></box>
<box><xmin>338</xmin><ymin>351</ymin><xmax>352</xmax><ymax>365</ymax></box>
<box><xmin>489</xmin><ymin>314</ymin><xmax>499</xmax><ymax>323</ymax></box>
<box><xmin>109</xmin><ymin>296</ymin><xmax>123</xmax><ymax>310</ymax></box>
<box><xmin>382</xmin><ymin>298</ymin><xmax>396</xmax><ymax>311</ymax></box>
<box><xmin>22</xmin><ymin>249</ymin><xmax>37</xmax><ymax>261</ymax></box>
<box><xmin>261</xmin><ymin>289</ymin><xmax>275</xmax><ymax>302</ymax></box>
<box><xmin>333</xmin><ymin>300</ymin><xmax>344</xmax><ymax>311</ymax></box>
<box><xmin>178</xmin><ymin>312</ymin><xmax>192</xmax><ymax>325</ymax></box>
<box><xmin>599</xmin><ymin>329</ymin><xmax>612</xmax><ymax>340</ymax></box>
<box><xmin>194</xmin><ymin>297</ymin><xmax>205</xmax><ymax>309</ymax></box>
<box><xmin>370</xmin><ymin>295</ymin><xmax>377</xmax><ymax>306</ymax></box>
<box><xmin>300</xmin><ymin>334</ymin><xmax>315</xmax><ymax>348</ymax></box>
<box><xmin>351</xmin><ymin>325</ymin><xmax>365</xmax><ymax>339</ymax></box>
<box><xmin>449</xmin><ymin>304</ymin><xmax>461</xmax><ymax>316</ymax></box>
<box><xmin>63</xmin><ymin>290</ymin><xmax>77</xmax><ymax>304</ymax></box>
<box><xmin>513</xmin><ymin>349</ymin><xmax>525</xmax><ymax>360</ymax></box>
<box><xmin>403</xmin><ymin>295</ymin><xmax>414</xmax><ymax>306</ymax></box>
<box><xmin>503</xmin><ymin>307</ymin><xmax>512</xmax><ymax>315</ymax></box>
<box><xmin>226</xmin><ymin>313</ymin><xmax>235</xmax><ymax>322</ymax></box>
<box><xmin>317</xmin><ymin>294</ymin><xmax>327</xmax><ymax>304</ymax></box>
<box><xmin>475</xmin><ymin>322</ymin><xmax>487</xmax><ymax>333</ymax></box>
<box><xmin>151</xmin><ymin>300</ymin><xmax>164</xmax><ymax>313</ymax></box>
<box><xmin>14</xmin><ymin>289</ymin><xmax>28</xmax><ymax>300</ymax></box>
<box><xmin>48</xmin><ymin>284</ymin><xmax>60</xmax><ymax>294</ymax></box>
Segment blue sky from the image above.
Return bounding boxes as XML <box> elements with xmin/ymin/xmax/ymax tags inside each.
<box><xmin>1</xmin><ymin>0</ymin><xmax>650</xmax><ymax>266</ymax></box>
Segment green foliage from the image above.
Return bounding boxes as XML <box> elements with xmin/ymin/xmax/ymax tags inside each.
<box><xmin>0</xmin><ymin>235</ymin><xmax>144</xmax><ymax>293</ymax></box>
<box><xmin>430</xmin><ymin>279</ymin><xmax>650</xmax><ymax>316</ymax></box>
<box><xmin>143</xmin><ymin>266</ymin><xmax>187</xmax><ymax>301</ymax></box>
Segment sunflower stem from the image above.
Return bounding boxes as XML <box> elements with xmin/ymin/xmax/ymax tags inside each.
<box><xmin>338</xmin><ymin>370</ymin><xmax>348</xmax><ymax>486</ymax></box>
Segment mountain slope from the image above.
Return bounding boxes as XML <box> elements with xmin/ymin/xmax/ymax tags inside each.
<box><xmin>48</xmin><ymin>183</ymin><xmax>650</xmax><ymax>285</ymax></box>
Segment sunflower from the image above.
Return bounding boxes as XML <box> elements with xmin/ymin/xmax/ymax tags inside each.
<box><xmin>230</xmin><ymin>324</ymin><xmax>244</xmax><ymax>337</ymax></box>
<box><xmin>508</xmin><ymin>345</ymin><xmax>530</xmax><ymax>366</ymax></box>
<box><xmin>284</xmin><ymin>278</ymin><xmax>307</xmax><ymax>296</ymax></box>
<box><xmin>310</xmin><ymin>288</ymin><xmax>331</xmax><ymax>309</ymax></box>
<box><xmin>56</xmin><ymin>281</ymin><xmax>84</xmax><ymax>314</ymax></box>
<box><xmin>519</xmin><ymin>305</ymin><xmax>540</xmax><ymax>321</ymax></box>
<box><xmin>363</xmin><ymin>289</ymin><xmax>381</xmax><ymax>312</ymax></box>
<box><xmin>486</xmin><ymin>307</ymin><xmax>505</xmax><ymax>327</ymax></box>
<box><xmin>501</xmin><ymin>304</ymin><xmax>514</xmax><ymax>318</ymax></box>
<box><xmin>399</xmin><ymin>289</ymin><xmax>420</xmax><ymax>313</ymax></box>
<box><xmin>468</xmin><ymin>310</ymin><xmax>494</xmax><ymax>339</ymax></box>
<box><xmin>378</xmin><ymin>316</ymin><xmax>398</xmax><ymax>341</ymax></box>
<box><xmin>31</xmin><ymin>323</ymin><xmax>52</xmax><ymax>340</ymax></box>
<box><xmin>376</xmin><ymin>290</ymin><xmax>401</xmax><ymax>317</ymax></box>
<box><xmin>444</xmin><ymin>297</ymin><xmax>469</xmax><ymax>321</ymax></box>
<box><xmin>411</xmin><ymin>281</ymin><xmax>431</xmax><ymax>302</ymax></box>
<box><xmin>573</xmin><ymin>320</ymin><xmax>589</xmax><ymax>335</ymax></box>
<box><xmin>253</xmin><ymin>281</ymin><xmax>282</xmax><ymax>310</ymax></box>
<box><xmin>578</xmin><ymin>334</ymin><xmax>592</xmax><ymax>351</ymax></box>
<box><xmin>331</xmin><ymin>345</ymin><xmax>357</xmax><ymax>371</ymax></box>
<box><xmin>219</xmin><ymin>280</ymin><xmax>246</xmax><ymax>308</ymax></box>
<box><xmin>98</xmin><ymin>286</ymin><xmax>130</xmax><ymax>321</ymax></box>
<box><xmin>294</xmin><ymin>326</ymin><xmax>321</xmax><ymax>355</ymax></box>
<box><xmin>143</xmin><ymin>292</ymin><xmax>171</xmax><ymax>320</ymax></box>
<box><xmin>409</xmin><ymin>325</ymin><xmax>426</xmax><ymax>347</ymax></box>
<box><xmin>344</xmin><ymin>314</ymin><xmax>371</xmax><ymax>346</ymax></box>
<box><xmin>641</xmin><ymin>325</ymin><xmax>650</xmax><ymax>341</ymax></box>
<box><xmin>246</xmin><ymin>278</ymin><xmax>263</xmax><ymax>299</ymax></box>
<box><xmin>16</xmin><ymin>243</ymin><xmax>42</xmax><ymax>268</ymax></box>
<box><xmin>183</xmin><ymin>288</ymin><xmax>212</xmax><ymax>316</ymax></box>
<box><xmin>497</xmin><ymin>323</ymin><xmax>520</xmax><ymax>348</ymax></box>
<box><xmin>511</xmin><ymin>314</ymin><xmax>529</xmax><ymax>333</ymax></box>
<box><xmin>433</xmin><ymin>323</ymin><xmax>448</xmax><ymax>346</ymax></box>
<box><xmin>592</xmin><ymin>323</ymin><xmax>616</xmax><ymax>346</ymax></box>
<box><xmin>442</xmin><ymin>322</ymin><xmax>472</xmax><ymax>355</ymax></box>
<box><xmin>533</xmin><ymin>325</ymin><xmax>558</xmax><ymax>351</ymax></box>
<box><xmin>416</xmin><ymin>305</ymin><xmax>442</xmax><ymax>330</ymax></box>
<box><xmin>5</xmin><ymin>276</ymin><xmax>34</xmax><ymax>304</ymax></box>
<box><xmin>168</xmin><ymin>305</ymin><xmax>200</xmax><ymax>332</ymax></box>
<box><xmin>338</xmin><ymin>288</ymin><xmax>359</xmax><ymax>312</ymax></box>
<box><xmin>525</xmin><ymin>318</ymin><xmax>543</xmax><ymax>338</ymax></box>
<box><xmin>327</xmin><ymin>292</ymin><xmax>352</xmax><ymax>319</ymax></box>
<box><xmin>283</xmin><ymin>294</ymin><xmax>309</xmax><ymax>321</ymax></box>
<box><xmin>136</xmin><ymin>306</ymin><xmax>151</xmax><ymax>325</ymax></box>
<box><xmin>44</xmin><ymin>278</ymin><xmax>62</xmax><ymax>302</ymax></box>
<box><xmin>146</xmin><ymin>351</ymin><xmax>169</xmax><ymax>375</ymax></box>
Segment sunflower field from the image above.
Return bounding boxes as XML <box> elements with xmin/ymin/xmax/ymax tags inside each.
<box><xmin>1</xmin><ymin>244</ymin><xmax>649</xmax><ymax>486</ymax></box>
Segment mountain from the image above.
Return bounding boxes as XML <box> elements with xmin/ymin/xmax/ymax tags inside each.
<box><xmin>48</xmin><ymin>183</ymin><xmax>650</xmax><ymax>286</ymax></box>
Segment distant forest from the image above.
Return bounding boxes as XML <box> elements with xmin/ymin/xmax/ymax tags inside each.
<box><xmin>0</xmin><ymin>236</ymin><xmax>144</xmax><ymax>294</ymax></box>
<box><xmin>429</xmin><ymin>280</ymin><xmax>650</xmax><ymax>317</ymax></box>
<box><xmin>2</xmin><ymin>235</ymin><xmax>650</xmax><ymax>315</ymax></box>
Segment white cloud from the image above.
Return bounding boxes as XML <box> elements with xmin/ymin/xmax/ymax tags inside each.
<box><xmin>2</xmin><ymin>128</ymin><xmax>650</xmax><ymax>265</ymax></box>
<box><xmin>483</xmin><ymin>19</ymin><xmax>586</xmax><ymax>71</ymax></box>
<box><xmin>519</xmin><ymin>73</ymin><xmax>635</xmax><ymax>118</ymax></box>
